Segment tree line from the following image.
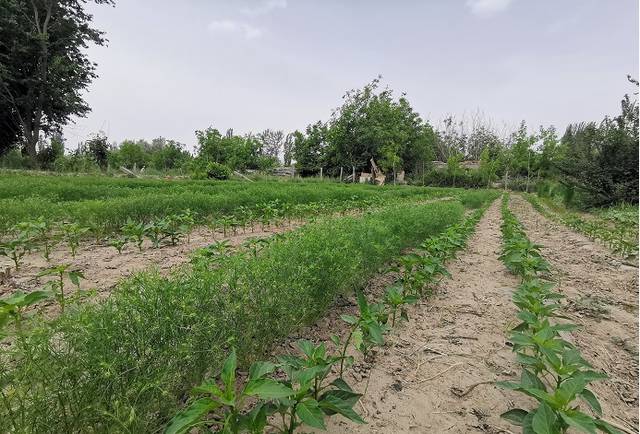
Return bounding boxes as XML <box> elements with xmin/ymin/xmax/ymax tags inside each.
<box><xmin>0</xmin><ymin>1</ymin><xmax>637</xmax><ymax>206</ymax></box>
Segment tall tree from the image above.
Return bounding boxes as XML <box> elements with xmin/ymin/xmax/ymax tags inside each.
<box><xmin>282</xmin><ymin>133</ymin><xmax>294</xmax><ymax>166</ymax></box>
<box><xmin>327</xmin><ymin>76</ymin><xmax>429</xmax><ymax>176</ymax></box>
<box><xmin>0</xmin><ymin>0</ymin><xmax>113</xmax><ymax>159</ymax></box>
<box><xmin>556</xmin><ymin>89</ymin><xmax>638</xmax><ymax>206</ymax></box>
<box><xmin>292</xmin><ymin>122</ymin><xmax>327</xmax><ymax>176</ymax></box>
<box><xmin>256</xmin><ymin>129</ymin><xmax>284</xmax><ymax>160</ymax></box>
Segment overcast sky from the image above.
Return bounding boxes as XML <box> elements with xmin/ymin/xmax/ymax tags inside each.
<box><xmin>63</xmin><ymin>0</ymin><xmax>639</xmax><ymax>150</ymax></box>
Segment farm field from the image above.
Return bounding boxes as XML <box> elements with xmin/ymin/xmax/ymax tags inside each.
<box><xmin>0</xmin><ymin>175</ymin><xmax>498</xmax><ymax>432</ymax></box>
<box><xmin>0</xmin><ymin>176</ymin><xmax>637</xmax><ymax>434</ymax></box>
<box><xmin>1</xmin><ymin>1</ymin><xmax>637</xmax><ymax>433</ymax></box>
<box><xmin>0</xmin><ymin>172</ymin><xmax>457</xmax><ymax>233</ymax></box>
<box><xmin>0</xmin><ymin>174</ymin><xmax>473</xmax><ymax>301</ymax></box>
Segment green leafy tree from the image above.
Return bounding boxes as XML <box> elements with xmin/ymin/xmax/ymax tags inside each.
<box><xmin>81</xmin><ymin>132</ymin><xmax>110</xmax><ymax>169</ymax></box>
<box><xmin>555</xmin><ymin>87</ymin><xmax>638</xmax><ymax>206</ymax></box>
<box><xmin>292</xmin><ymin>122</ymin><xmax>328</xmax><ymax>176</ymax></box>
<box><xmin>446</xmin><ymin>152</ymin><xmax>463</xmax><ymax>187</ymax></box>
<box><xmin>115</xmin><ymin>140</ymin><xmax>149</xmax><ymax>169</ymax></box>
<box><xmin>538</xmin><ymin>125</ymin><xmax>559</xmax><ymax>177</ymax></box>
<box><xmin>195</xmin><ymin>127</ymin><xmax>273</xmax><ymax>171</ymax></box>
<box><xmin>0</xmin><ymin>0</ymin><xmax>113</xmax><ymax>160</ymax></box>
<box><xmin>326</xmin><ymin>76</ymin><xmax>430</xmax><ymax>177</ymax></box>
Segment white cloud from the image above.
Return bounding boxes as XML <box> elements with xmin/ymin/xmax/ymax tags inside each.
<box><xmin>208</xmin><ymin>19</ymin><xmax>263</xmax><ymax>39</ymax></box>
<box><xmin>466</xmin><ymin>0</ymin><xmax>513</xmax><ymax>17</ymax></box>
<box><xmin>240</xmin><ymin>0</ymin><xmax>287</xmax><ymax>16</ymax></box>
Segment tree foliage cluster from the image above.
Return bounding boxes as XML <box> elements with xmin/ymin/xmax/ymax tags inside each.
<box><xmin>192</xmin><ymin>127</ymin><xmax>282</xmax><ymax>172</ymax></box>
<box><xmin>290</xmin><ymin>77</ymin><xmax>436</xmax><ymax>178</ymax></box>
<box><xmin>0</xmin><ymin>0</ymin><xmax>113</xmax><ymax>158</ymax></box>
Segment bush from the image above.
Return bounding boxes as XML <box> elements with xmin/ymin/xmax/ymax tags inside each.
<box><xmin>206</xmin><ymin>161</ymin><xmax>232</xmax><ymax>180</ymax></box>
<box><xmin>420</xmin><ymin>168</ymin><xmax>486</xmax><ymax>188</ymax></box>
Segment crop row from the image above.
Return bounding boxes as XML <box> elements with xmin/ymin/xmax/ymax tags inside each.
<box><xmin>0</xmin><ymin>173</ymin><xmax>461</xmax><ymax>232</ymax></box>
<box><xmin>163</xmin><ymin>197</ymin><xmax>492</xmax><ymax>433</ymax></box>
<box><xmin>0</xmin><ymin>197</ymin><xmax>488</xmax><ymax>433</ymax></box>
<box><xmin>523</xmin><ymin>194</ymin><xmax>638</xmax><ymax>258</ymax></box>
<box><xmin>498</xmin><ymin>194</ymin><xmax>621</xmax><ymax>434</ymax></box>
<box><xmin>2</xmin><ymin>194</ymin><xmax>419</xmax><ymax>271</ymax></box>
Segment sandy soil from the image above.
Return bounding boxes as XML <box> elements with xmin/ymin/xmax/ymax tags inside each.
<box><xmin>317</xmin><ymin>199</ymin><xmax>534</xmax><ymax>434</ymax></box>
<box><xmin>272</xmin><ymin>197</ymin><xmax>638</xmax><ymax>434</ymax></box>
<box><xmin>0</xmin><ymin>223</ymin><xmax>300</xmax><ymax>299</ymax></box>
<box><xmin>510</xmin><ymin>194</ymin><xmax>639</xmax><ymax>432</ymax></box>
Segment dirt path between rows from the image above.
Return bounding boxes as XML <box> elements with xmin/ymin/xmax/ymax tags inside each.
<box><xmin>510</xmin><ymin>194</ymin><xmax>639</xmax><ymax>432</ymax></box>
<box><xmin>317</xmin><ymin>199</ymin><xmax>533</xmax><ymax>433</ymax></box>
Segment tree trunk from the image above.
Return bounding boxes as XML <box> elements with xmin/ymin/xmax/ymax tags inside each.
<box><xmin>21</xmin><ymin>117</ymin><xmax>39</xmax><ymax>160</ymax></box>
<box><xmin>23</xmin><ymin>0</ymin><xmax>53</xmax><ymax>162</ymax></box>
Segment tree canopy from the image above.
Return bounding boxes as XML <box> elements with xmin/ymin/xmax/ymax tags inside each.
<box><xmin>0</xmin><ymin>0</ymin><xmax>113</xmax><ymax>158</ymax></box>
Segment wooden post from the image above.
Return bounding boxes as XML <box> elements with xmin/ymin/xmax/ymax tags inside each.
<box><xmin>339</xmin><ymin>167</ymin><xmax>343</xmax><ymax>182</ymax></box>
<box><xmin>320</xmin><ymin>167</ymin><xmax>323</xmax><ymax>180</ymax></box>
<box><xmin>352</xmin><ymin>166</ymin><xmax>356</xmax><ymax>183</ymax></box>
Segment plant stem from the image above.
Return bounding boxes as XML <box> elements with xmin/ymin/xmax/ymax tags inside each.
<box><xmin>339</xmin><ymin>326</ymin><xmax>356</xmax><ymax>378</ymax></box>
<box><xmin>58</xmin><ymin>272</ymin><xmax>65</xmax><ymax>313</ymax></box>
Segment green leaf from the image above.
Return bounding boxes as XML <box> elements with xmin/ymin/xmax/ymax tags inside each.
<box><xmin>220</xmin><ymin>350</ymin><xmax>237</xmax><ymax>395</ymax></box>
<box><xmin>22</xmin><ymin>290</ymin><xmax>53</xmax><ymax>306</ymax></box>
<box><xmin>296</xmin><ymin>399</ymin><xmax>326</xmax><ymax>430</ymax></box>
<box><xmin>352</xmin><ymin>329</ymin><xmax>363</xmax><ymax>349</ymax></box>
<box><xmin>297</xmin><ymin>339</ymin><xmax>315</xmax><ymax>358</ymax></box>
<box><xmin>164</xmin><ymin>398</ymin><xmax>220</xmax><ymax>434</ymax></box>
<box><xmin>495</xmin><ymin>380</ymin><xmax>521</xmax><ymax>390</ymax></box>
<box><xmin>367</xmin><ymin>322</ymin><xmax>384</xmax><ymax>345</ymax></box>
<box><xmin>516</xmin><ymin>353</ymin><xmax>542</xmax><ymax>367</ymax></box>
<box><xmin>248</xmin><ymin>361</ymin><xmax>276</xmax><ymax>381</ymax></box>
<box><xmin>521</xmin><ymin>369</ymin><xmax>547</xmax><ymax>391</ymax></box>
<box><xmin>580</xmin><ymin>370</ymin><xmax>608</xmax><ymax>382</ymax></box>
<box><xmin>552</xmin><ymin>323</ymin><xmax>578</xmax><ymax>332</ymax></box>
<box><xmin>501</xmin><ymin>408</ymin><xmax>529</xmax><ymax>426</ymax></box>
<box><xmin>560</xmin><ymin>410</ymin><xmax>597</xmax><ymax>434</ymax></box>
<box><xmin>240</xmin><ymin>403</ymin><xmax>268</xmax><ymax>434</ymax></box>
<box><xmin>68</xmin><ymin>270</ymin><xmax>85</xmax><ymax>286</ymax></box>
<box><xmin>319</xmin><ymin>394</ymin><xmax>365</xmax><ymax>424</ymax></box>
<box><xmin>510</xmin><ymin>332</ymin><xmax>534</xmax><ymax>346</ymax></box>
<box><xmin>593</xmin><ymin>419</ymin><xmax>623</xmax><ymax>434</ymax></box>
<box><xmin>244</xmin><ymin>379</ymin><xmax>293</xmax><ymax>399</ymax></box>
<box><xmin>192</xmin><ymin>381</ymin><xmax>223</xmax><ymax>398</ymax></box>
<box><xmin>331</xmin><ymin>377</ymin><xmax>353</xmax><ymax>392</ymax></box>
<box><xmin>579</xmin><ymin>389</ymin><xmax>602</xmax><ymax>417</ymax></box>
<box><xmin>340</xmin><ymin>314</ymin><xmax>358</xmax><ymax>325</ymax></box>
<box><xmin>557</xmin><ymin>377</ymin><xmax>587</xmax><ymax>404</ymax></box>
<box><xmin>356</xmin><ymin>291</ymin><xmax>369</xmax><ymax>314</ymax></box>
<box><xmin>522</xmin><ymin>411</ymin><xmax>536</xmax><ymax>434</ymax></box>
<box><xmin>531</xmin><ymin>402</ymin><xmax>557</xmax><ymax>434</ymax></box>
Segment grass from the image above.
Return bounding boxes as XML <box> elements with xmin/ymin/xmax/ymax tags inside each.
<box><xmin>1</xmin><ymin>198</ymin><xmax>479</xmax><ymax>433</ymax></box>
